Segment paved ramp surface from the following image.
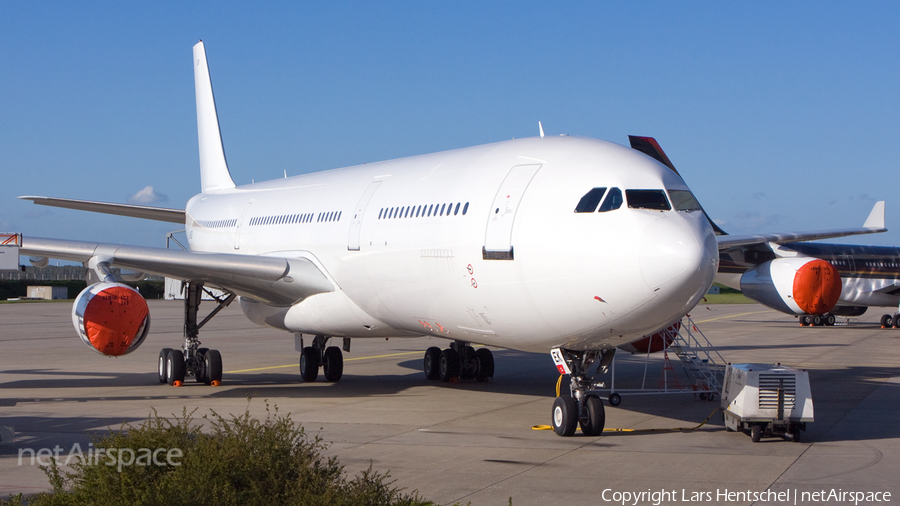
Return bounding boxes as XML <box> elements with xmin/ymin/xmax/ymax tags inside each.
<box><xmin>1</xmin><ymin>301</ymin><xmax>899</xmax><ymax>505</ymax></box>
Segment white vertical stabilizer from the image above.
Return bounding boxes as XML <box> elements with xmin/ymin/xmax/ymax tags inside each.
<box><xmin>193</xmin><ymin>41</ymin><xmax>235</xmax><ymax>192</ymax></box>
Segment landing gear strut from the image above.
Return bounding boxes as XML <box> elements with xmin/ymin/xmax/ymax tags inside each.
<box><xmin>157</xmin><ymin>282</ymin><xmax>235</xmax><ymax>387</ymax></box>
<box><xmin>423</xmin><ymin>340</ymin><xmax>494</xmax><ymax>382</ymax></box>
<box><xmin>299</xmin><ymin>335</ymin><xmax>344</xmax><ymax>382</ymax></box>
<box><xmin>548</xmin><ymin>347</ymin><xmax>610</xmax><ymax>437</ymax></box>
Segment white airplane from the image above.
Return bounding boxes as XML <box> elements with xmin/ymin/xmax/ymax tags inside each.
<box><xmin>14</xmin><ymin>42</ymin><xmax>885</xmax><ymax>437</ymax></box>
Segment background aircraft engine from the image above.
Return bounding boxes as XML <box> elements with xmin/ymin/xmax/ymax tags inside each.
<box><xmin>740</xmin><ymin>257</ymin><xmax>842</xmax><ymax>315</ymax></box>
<box><xmin>72</xmin><ymin>283</ymin><xmax>150</xmax><ymax>356</ymax></box>
<box><xmin>618</xmin><ymin>321</ymin><xmax>681</xmax><ymax>354</ymax></box>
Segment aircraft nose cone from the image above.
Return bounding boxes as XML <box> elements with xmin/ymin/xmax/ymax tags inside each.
<box><xmin>638</xmin><ymin>214</ymin><xmax>717</xmax><ymax>313</ymax></box>
<box><xmin>638</xmin><ymin>216</ymin><xmax>701</xmax><ymax>290</ymax></box>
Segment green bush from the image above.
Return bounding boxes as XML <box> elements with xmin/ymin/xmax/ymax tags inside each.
<box><xmin>4</xmin><ymin>405</ymin><xmax>431</xmax><ymax>506</ymax></box>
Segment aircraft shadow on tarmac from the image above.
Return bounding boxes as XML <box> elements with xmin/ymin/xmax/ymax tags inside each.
<box><xmin>4</xmin><ymin>350</ymin><xmax>899</xmax><ymax>443</ymax></box>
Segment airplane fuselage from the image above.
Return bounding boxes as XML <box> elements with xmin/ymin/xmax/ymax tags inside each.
<box><xmin>185</xmin><ymin>136</ymin><xmax>719</xmax><ymax>352</ymax></box>
<box><xmin>718</xmin><ymin>242</ymin><xmax>900</xmax><ymax>310</ymax></box>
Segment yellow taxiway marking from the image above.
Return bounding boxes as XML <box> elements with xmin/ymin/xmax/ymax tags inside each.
<box><xmin>226</xmin><ymin>350</ymin><xmax>423</xmax><ymax>374</ymax></box>
<box><xmin>692</xmin><ymin>310</ymin><xmax>770</xmax><ymax>324</ymax></box>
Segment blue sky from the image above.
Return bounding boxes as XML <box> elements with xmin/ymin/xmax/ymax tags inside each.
<box><xmin>2</xmin><ymin>2</ymin><xmax>898</xmax><ymax>249</ymax></box>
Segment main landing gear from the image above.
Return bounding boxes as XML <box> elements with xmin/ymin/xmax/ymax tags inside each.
<box><xmin>880</xmin><ymin>314</ymin><xmax>900</xmax><ymax>329</ymax></box>
<box><xmin>549</xmin><ymin>348</ymin><xmax>612</xmax><ymax>437</ymax></box>
<box><xmin>423</xmin><ymin>340</ymin><xmax>494</xmax><ymax>382</ymax></box>
<box><xmin>799</xmin><ymin>313</ymin><xmax>836</xmax><ymax>326</ymax></box>
<box><xmin>299</xmin><ymin>335</ymin><xmax>345</xmax><ymax>382</ymax></box>
<box><xmin>158</xmin><ymin>282</ymin><xmax>236</xmax><ymax>387</ymax></box>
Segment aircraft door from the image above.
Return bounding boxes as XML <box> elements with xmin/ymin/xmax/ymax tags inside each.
<box><xmin>842</xmin><ymin>254</ymin><xmax>856</xmax><ymax>275</ymax></box>
<box><xmin>483</xmin><ymin>164</ymin><xmax>541</xmax><ymax>260</ymax></box>
<box><xmin>234</xmin><ymin>201</ymin><xmax>253</xmax><ymax>250</ymax></box>
<box><xmin>348</xmin><ymin>181</ymin><xmax>382</xmax><ymax>251</ymax></box>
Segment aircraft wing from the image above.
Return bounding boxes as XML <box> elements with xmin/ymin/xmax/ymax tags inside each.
<box><xmin>19</xmin><ymin>196</ymin><xmax>185</xmax><ymax>224</ymax></box>
<box><xmin>717</xmin><ymin>201</ymin><xmax>886</xmax><ymax>250</ymax></box>
<box><xmin>20</xmin><ymin>237</ymin><xmax>334</xmax><ymax>306</ymax></box>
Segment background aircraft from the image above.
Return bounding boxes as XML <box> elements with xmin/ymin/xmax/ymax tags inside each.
<box><xmin>717</xmin><ymin>238</ymin><xmax>900</xmax><ymax>327</ymax></box>
<box><xmin>11</xmin><ymin>42</ymin><xmax>885</xmax><ymax>437</ymax></box>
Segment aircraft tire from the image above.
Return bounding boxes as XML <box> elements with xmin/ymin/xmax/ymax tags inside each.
<box><xmin>894</xmin><ymin>316</ymin><xmax>900</xmax><ymax>329</ymax></box>
<box><xmin>881</xmin><ymin>314</ymin><xmax>893</xmax><ymax>328</ymax></box>
<box><xmin>475</xmin><ymin>348</ymin><xmax>494</xmax><ymax>382</ymax></box>
<box><xmin>195</xmin><ymin>348</ymin><xmax>208</xmax><ymax>383</ymax></box>
<box><xmin>423</xmin><ymin>347</ymin><xmax>442</xmax><ymax>380</ymax></box>
<box><xmin>579</xmin><ymin>396</ymin><xmax>605</xmax><ymax>436</ymax></box>
<box><xmin>812</xmin><ymin>315</ymin><xmax>823</xmax><ymax>326</ymax></box>
<box><xmin>322</xmin><ymin>346</ymin><xmax>343</xmax><ymax>382</ymax></box>
<box><xmin>826</xmin><ymin>314</ymin><xmax>836</xmax><ymax>326</ymax></box>
<box><xmin>460</xmin><ymin>346</ymin><xmax>477</xmax><ymax>380</ymax></box>
<box><xmin>166</xmin><ymin>349</ymin><xmax>185</xmax><ymax>386</ymax></box>
<box><xmin>300</xmin><ymin>347</ymin><xmax>320</xmax><ymax>382</ymax></box>
<box><xmin>205</xmin><ymin>350</ymin><xmax>222</xmax><ymax>385</ymax></box>
<box><xmin>608</xmin><ymin>392</ymin><xmax>622</xmax><ymax>406</ymax></box>
<box><xmin>439</xmin><ymin>348</ymin><xmax>459</xmax><ymax>382</ymax></box>
<box><xmin>158</xmin><ymin>348</ymin><xmax>172</xmax><ymax>383</ymax></box>
<box><xmin>551</xmin><ymin>396</ymin><xmax>577</xmax><ymax>437</ymax></box>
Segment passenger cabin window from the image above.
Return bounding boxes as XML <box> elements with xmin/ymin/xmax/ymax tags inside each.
<box><xmin>625</xmin><ymin>190</ymin><xmax>671</xmax><ymax>211</ymax></box>
<box><xmin>668</xmin><ymin>190</ymin><xmax>702</xmax><ymax>212</ymax></box>
<box><xmin>575</xmin><ymin>187</ymin><xmax>607</xmax><ymax>213</ymax></box>
<box><xmin>598</xmin><ymin>187</ymin><xmax>623</xmax><ymax>212</ymax></box>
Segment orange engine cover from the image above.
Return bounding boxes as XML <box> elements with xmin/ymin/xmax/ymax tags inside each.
<box><xmin>792</xmin><ymin>259</ymin><xmax>842</xmax><ymax>315</ymax></box>
<box><xmin>619</xmin><ymin>321</ymin><xmax>681</xmax><ymax>354</ymax></box>
<box><xmin>72</xmin><ymin>283</ymin><xmax>150</xmax><ymax>356</ymax></box>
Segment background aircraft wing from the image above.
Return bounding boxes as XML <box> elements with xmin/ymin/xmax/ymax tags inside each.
<box><xmin>19</xmin><ymin>196</ymin><xmax>185</xmax><ymax>224</ymax></box>
<box><xmin>717</xmin><ymin>201</ymin><xmax>886</xmax><ymax>250</ymax></box>
<box><xmin>20</xmin><ymin>237</ymin><xmax>333</xmax><ymax>306</ymax></box>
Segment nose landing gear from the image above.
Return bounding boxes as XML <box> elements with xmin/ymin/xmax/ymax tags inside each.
<box><xmin>548</xmin><ymin>348</ymin><xmax>611</xmax><ymax>436</ymax></box>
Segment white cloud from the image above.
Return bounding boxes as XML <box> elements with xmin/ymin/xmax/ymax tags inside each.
<box><xmin>127</xmin><ymin>186</ymin><xmax>168</xmax><ymax>205</ymax></box>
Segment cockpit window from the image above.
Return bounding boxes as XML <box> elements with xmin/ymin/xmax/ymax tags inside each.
<box><xmin>574</xmin><ymin>187</ymin><xmax>607</xmax><ymax>213</ymax></box>
<box><xmin>598</xmin><ymin>187</ymin><xmax>623</xmax><ymax>212</ymax></box>
<box><xmin>668</xmin><ymin>190</ymin><xmax>702</xmax><ymax>212</ymax></box>
<box><xmin>625</xmin><ymin>190</ymin><xmax>671</xmax><ymax>211</ymax></box>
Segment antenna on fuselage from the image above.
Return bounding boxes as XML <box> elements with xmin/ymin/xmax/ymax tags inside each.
<box><xmin>538</xmin><ymin>121</ymin><xmax>545</xmax><ymax>138</ymax></box>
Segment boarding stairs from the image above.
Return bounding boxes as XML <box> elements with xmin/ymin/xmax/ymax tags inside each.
<box><xmin>598</xmin><ymin>315</ymin><xmax>726</xmax><ymax>403</ymax></box>
<box><xmin>668</xmin><ymin>317</ymin><xmax>725</xmax><ymax>395</ymax></box>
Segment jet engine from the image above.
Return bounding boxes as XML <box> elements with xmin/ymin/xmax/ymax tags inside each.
<box><xmin>618</xmin><ymin>321</ymin><xmax>681</xmax><ymax>354</ymax></box>
<box><xmin>72</xmin><ymin>283</ymin><xmax>150</xmax><ymax>356</ymax></box>
<box><xmin>740</xmin><ymin>257</ymin><xmax>841</xmax><ymax>315</ymax></box>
